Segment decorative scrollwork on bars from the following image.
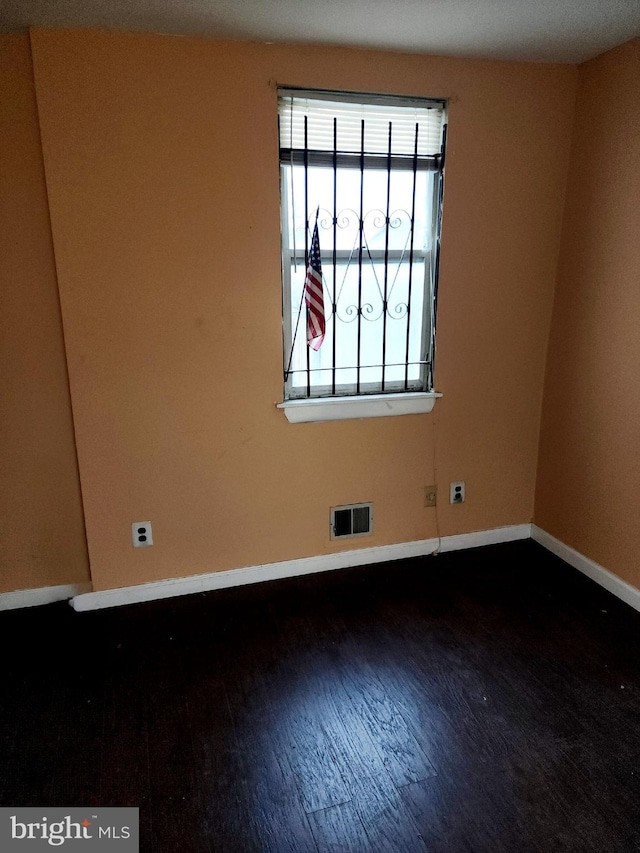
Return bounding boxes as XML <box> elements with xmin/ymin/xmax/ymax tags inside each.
<box><xmin>314</xmin><ymin>206</ymin><xmax>416</xmax><ymax>325</ymax></box>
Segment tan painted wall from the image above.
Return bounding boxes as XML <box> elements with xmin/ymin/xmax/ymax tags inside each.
<box><xmin>28</xmin><ymin>28</ymin><xmax>576</xmax><ymax>592</ymax></box>
<box><xmin>535</xmin><ymin>39</ymin><xmax>640</xmax><ymax>590</ymax></box>
<box><xmin>0</xmin><ymin>33</ymin><xmax>90</xmax><ymax>593</ymax></box>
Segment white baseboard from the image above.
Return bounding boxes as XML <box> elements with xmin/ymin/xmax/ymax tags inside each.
<box><xmin>71</xmin><ymin>523</ymin><xmax>530</xmax><ymax>612</ymax></box>
<box><xmin>531</xmin><ymin>525</ymin><xmax>640</xmax><ymax>613</ymax></box>
<box><xmin>440</xmin><ymin>523</ymin><xmax>532</xmax><ymax>553</ymax></box>
<box><xmin>0</xmin><ymin>582</ymin><xmax>93</xmax><ymax>612</ymax></box>
<box><xmin>8</xmin><ymin>526</ymin><xmax>637</xmax><ymax>615</ymax></box>
<box><xmin>71</xmin><ymin>538</ymin><xmax>440</xmax><ymax>611</ymax></box>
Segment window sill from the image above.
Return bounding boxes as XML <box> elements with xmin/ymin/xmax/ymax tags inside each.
<box><xmin>277</xmin><ymin>391</ymin><xmax>442</xmax><ymax>423</ymax></box>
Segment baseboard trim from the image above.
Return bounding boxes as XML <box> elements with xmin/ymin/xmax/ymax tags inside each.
<box><xmin>0</xmin><ymin>582</ymin><xmax>93</xmax><ymax>612</ymax></box>
<box><xmin>71</xmin><ymin>524</ymin><xmax>530</xmax><ymax>612</ymax></box>
<box><xmin>11</xmin><ymin>525</ymin><xmax>637</xmax><ymax>615</ymax></box>
<box><xmin>440</xmin><ymin>523</ymin><xmax>532</xmax><ymax>553</ymax></box>
<box><xmin>531</xmin><ymin>525</ymin><xmax>640</xmax><ymax>613</ymax></box>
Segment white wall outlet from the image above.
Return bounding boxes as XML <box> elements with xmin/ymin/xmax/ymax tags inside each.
<box><xmin>450</xmin><ymin>482</ymin><xmax>465</xmax><ymax>504</ymax></box>
<box><xmin>132</xmin><ymin>521</ymin><xmax>153</xmax><ymax>547</ymax></box>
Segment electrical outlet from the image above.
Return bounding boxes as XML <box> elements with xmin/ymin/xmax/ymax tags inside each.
<box><xmin>424</xmin><ymin>485</ymin><xmax>437</xmax><ymax>507</ymax></box>
<box><xmin>132</xmin><ymin>521</ymin><xmax>153</xmax><ymax>547</ymax></box>
<box><xmin>450</xmin><ymin>482</ymin><xmax>465</xmax><ymax>504</ymax></box>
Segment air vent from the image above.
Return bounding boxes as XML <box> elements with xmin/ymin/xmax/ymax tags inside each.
<box><xmin>330</xmin><ymin>503</ymin><xmax>373</xmax><ymax>539</ymax></box>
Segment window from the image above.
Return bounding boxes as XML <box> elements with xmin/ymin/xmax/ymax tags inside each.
<box><xmin>277</xmin><ymin>88</ymin><xmax>447</xmax><ymax>422</ymax></box>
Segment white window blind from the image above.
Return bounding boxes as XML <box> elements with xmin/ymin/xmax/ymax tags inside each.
<box><xmin>278</xmin><ymin>90</ymin><xmax>446</xmax><ymax>158</ymax></box>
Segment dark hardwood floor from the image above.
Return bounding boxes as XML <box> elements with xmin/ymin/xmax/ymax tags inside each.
<box><xmin>1</xmin><ymin>540</ymin><xmax>638</xmax><ymax>852</ymax></box>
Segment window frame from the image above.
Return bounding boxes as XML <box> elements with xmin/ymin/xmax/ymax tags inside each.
<box><xmin>277</xmin><ymin>88</ymin><xmax>447</xmax><ymax>422</ymax></box>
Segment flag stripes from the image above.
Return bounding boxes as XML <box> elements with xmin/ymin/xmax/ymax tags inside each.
<box><xmin>304</xmin><ymin>219</ymin><xmax>325</xmax><ymax>350</ymax></box>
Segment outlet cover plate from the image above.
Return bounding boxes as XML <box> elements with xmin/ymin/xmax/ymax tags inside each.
<box><xmin>450</xmin><ymin>482</ymin><xmax>465</xmax><ymax>504</ymax></box>
<box><xmin>424</xmin><ymin>485</ymin><xmax>437</xmax><ymax>507</ymax></box>
<box><xmin>132</xmin><ymin>521</ymin><xmax>153</xmax><ymax>547</ymax></box>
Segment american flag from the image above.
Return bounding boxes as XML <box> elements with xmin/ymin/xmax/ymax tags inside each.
<box><xmin>304</xmin><ymin>218</ymin><xmax>325</xmax><ymax>351</ymax></box>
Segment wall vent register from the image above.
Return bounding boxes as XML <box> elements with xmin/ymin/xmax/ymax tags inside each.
<box><xmin>331</xmin><ymin>503</ymin><xmax>373</xmax><ymax>539</ymax></box>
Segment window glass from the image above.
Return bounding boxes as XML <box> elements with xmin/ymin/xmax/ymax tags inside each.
<box><xmin>279</xmin><ymin>90</ymin><xmax>446</xmax><ymax>400</ymax></box>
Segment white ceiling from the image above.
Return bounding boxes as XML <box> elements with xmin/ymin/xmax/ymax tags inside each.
<box><xmin>1</xmin><ymin>0</ymin><xmax>639</xmax><ymax>63</ymax></box>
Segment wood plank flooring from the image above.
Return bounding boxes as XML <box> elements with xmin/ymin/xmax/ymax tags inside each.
<box><xmin>0</xmin><ymin>540</ymin><xmax>638</xmax><ymax>851</ymax></box>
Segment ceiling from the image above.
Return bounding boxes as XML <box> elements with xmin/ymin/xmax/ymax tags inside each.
<box><xmin>1</xmin><ymin>0</ymin><xmax>639</xmax><ymax>63</ymax></box>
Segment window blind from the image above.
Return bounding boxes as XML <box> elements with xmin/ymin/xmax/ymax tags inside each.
<box><xmin>278</xmin><ymin>89</ymin><xmax>447</xmax><ymax>159</ymax></box>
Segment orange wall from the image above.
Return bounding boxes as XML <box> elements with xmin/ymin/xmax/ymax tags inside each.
<box><xmin>0</xmin><ymin>33</ymin><xmax>90</xmax><ymax>593</ymax></box>
<box><xmin>535</xmin><ymin>39</ymin><xmax>640</xmax><ymax>589</ymax></box>
<box><xmin>28</xmin><ymin>28</ymin><xmax>576</xmax><ymax>592</ymax></box>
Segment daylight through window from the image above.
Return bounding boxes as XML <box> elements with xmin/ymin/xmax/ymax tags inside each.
<box><xmin>278</xmin><ymin>89</ymin><xmax>447</xmax><ymax>402</ymax></box>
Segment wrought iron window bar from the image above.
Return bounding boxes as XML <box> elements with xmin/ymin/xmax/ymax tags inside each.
<box><xmin>280</xmin><ymin>99</ymin><xmax>446</xmax><ymax>401</ymax></box>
